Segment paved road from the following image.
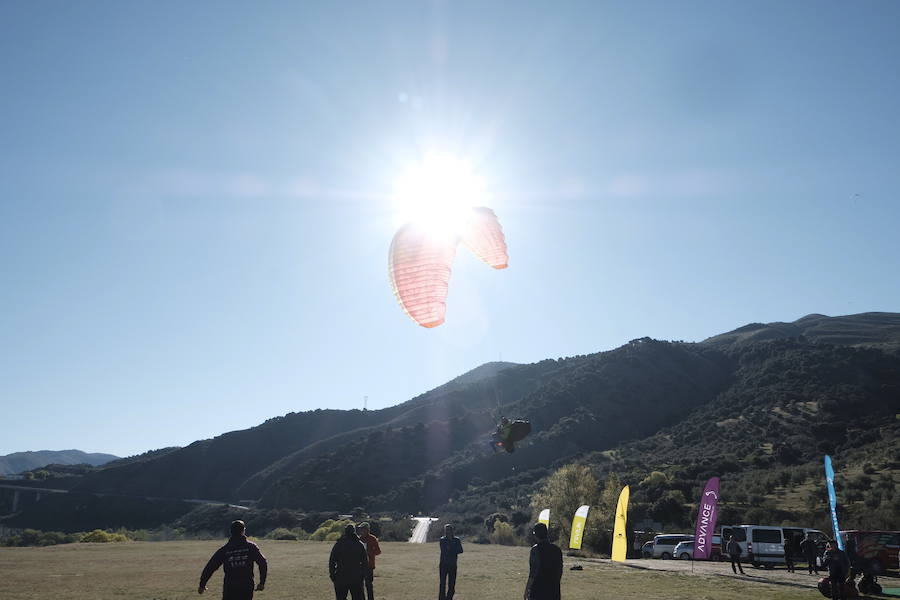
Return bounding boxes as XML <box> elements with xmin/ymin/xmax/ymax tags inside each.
<box><xmin>0</xmin><ymin>483</ymin><xmax>248</xmax><ymax>509</ymax></box>
<box><xmin>0</xmin><ymin>483</ymin><xmax>70</xmax><ymax>494</ymax></box>
<box><xmin>409</xmin><ymin>517</ymin><xmax>438</xmax><ymax>543</ymax></box>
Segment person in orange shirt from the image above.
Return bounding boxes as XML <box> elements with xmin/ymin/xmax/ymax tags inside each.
<box><xmin>356</xmin><ymin>523</ymin><xmax>381</xmax><ymax>600</ymax></box>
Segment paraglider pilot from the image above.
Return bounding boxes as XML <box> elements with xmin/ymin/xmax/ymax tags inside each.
<box><xmin>491</xmin><ymin>417</ymin><xmax>531</xmax><ymax>453</ymax></box>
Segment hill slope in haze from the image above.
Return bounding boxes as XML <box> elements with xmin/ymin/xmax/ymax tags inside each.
<box><xmin>5</xmin><ymin>312</ymin><xmax>899</xmax><ymax>533</ymax></box>
<box><xmin>703</xmin><ymin>312</ymin><xmax>900</xmax><ymax>350</ymax></box>
<box><xmin>0</xmin><ymin>450</ymin><xmax>119</xmax><ymax>476</ymax></box>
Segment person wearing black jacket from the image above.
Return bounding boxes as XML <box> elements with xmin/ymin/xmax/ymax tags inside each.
<box><xmin>524</xmin><ymin>523</ymin><xmax>562</xmax><ymax>600</ymax></box>
<box><xmin>329</xmin><ymin>524</ymin><xmax>368</xmax><ymax>600</ymax></box>
<box><xmin>726</xmin><ymin>536</ymin><xmax>744</xmax><ymax>575</ymax></box>
<box><xmin>800</xmin><ymin>533</ymin><xmax>819</xmax><ymax>575</ymax></box>
<box><xmin>784</xmin><ymin>540</ymin><xmax>795</xmax><ymax>573</ymax></box>
<box><xmin>438</xmin><ymin>523</ymin><xmax>464</xmax><ymax>600</ymax></box>
<box><xmin>198</xmin><ymin>520</ymin><xmax>267</xmax><ymax>599</ymax></box>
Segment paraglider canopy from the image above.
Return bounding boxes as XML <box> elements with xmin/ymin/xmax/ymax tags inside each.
<box><xmin>388</xmin><ymin>153</ymin><xmax>508</xmax><ymax>328</ymax></box>
<box><xmin>492</xmin><ymin>417</ymin><xmax>531</xmax><ymax>453</ymax></box>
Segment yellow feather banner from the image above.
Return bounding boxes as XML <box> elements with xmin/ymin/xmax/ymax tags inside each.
<box><xmin>538</xmin><ymin>509</ymin><xmax>550</xmax><ymax>528</ymax></box>
<box><xmin>569</xmin><ymin>505</ymin><xmax>590</xmax><ymax>549</ymax></box>
<box><xmin>611</xmin><ymin>485</ymin><xmax>630</xmax><ymax>562</ymax></box>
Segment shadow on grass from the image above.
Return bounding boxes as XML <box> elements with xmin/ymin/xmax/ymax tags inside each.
<box><xmin>709</xmin><ymin>572</ymin><xmax>815</xmax><ymax>590</ymax></box>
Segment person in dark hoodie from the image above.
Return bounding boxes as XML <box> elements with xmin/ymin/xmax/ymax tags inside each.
<box><xmin>524</xmin><ymin>522</ymin><xmax>562</xmax><ymax>600</ymax></box>
<box><xmin>329</xmin><ymin>524</ymin><xmax>368</xmax><ymax>600</ymax></box>
<box><xmin>198</xmin><ymin>520</ymin><xmax>267</xmax><ymax>599</ymax></box>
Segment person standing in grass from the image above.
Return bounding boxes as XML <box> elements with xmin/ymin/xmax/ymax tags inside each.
<box><xmin>784</xmin><ymin>540</ymin><xmax>795</xmax><ymax>573</ymax></box>
<box><xmin>726</xmin><ymin>535</ymin><xmax>745</xmax><ymax>575</ymax></box>
<box><xmin>329</xmin><ymin>524</ymin><xmax>368</xmax><ymax>600</ymax></box>
<box><xmin>198</xmin><ymin>520</ymin><xmax>267</xmax><ymax>599</ymax></box>
<box><xmin>438</xmin><ymin>523</ymin><xmax>464</xmax><ymax>600</ymax></box>
<box><xmin>800</xmin><ymin>532</ymin><xmax>820</xmax><ymax>575</ymax></box>
<box><xmin>356</xmin><ymin>523</ymin><xmax>381</xmax><ymax>600</ymax></box>
<box><xmin>524</xmin><ymin>522</ymin><xmax>562</xmax><ymax>600</ymax></box>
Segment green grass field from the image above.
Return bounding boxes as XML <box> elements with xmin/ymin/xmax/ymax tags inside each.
<box><xmin>0</xmin><ymin>540</ymin><xmax>822</xmax><ymax>600</ymax></box>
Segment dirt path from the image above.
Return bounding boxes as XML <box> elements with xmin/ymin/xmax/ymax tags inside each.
<box><xmin>584</xmin><ymin>556</ymin><xmax>825</xmax><ymax>590</ymax></box>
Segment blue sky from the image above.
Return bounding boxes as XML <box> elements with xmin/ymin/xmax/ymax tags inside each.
<box><xmin>2</xmin><ymin>1</ymin><xmax>899</xmax><ymax>457</ymax></box>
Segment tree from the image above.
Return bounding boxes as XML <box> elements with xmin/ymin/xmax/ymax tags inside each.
<box><xmin>585</xmin><ymin>473</ymin><xmax>624</xmax><ymax>553</ymax></box>
<box><xmin>639</xmin><ymin>471</ymin><xmax>668</xmax><ymax>503</ymax></box>
<box><xmin>531</xmin><ymin>463</ymin><xmax>599</xmax><ymax>544</ymax></box>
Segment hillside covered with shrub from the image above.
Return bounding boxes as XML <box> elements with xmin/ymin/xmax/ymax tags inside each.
<box><xmin>3</xmin><ymin>312</ymin><xmax>898</xmax><ymax>538</ymax></box>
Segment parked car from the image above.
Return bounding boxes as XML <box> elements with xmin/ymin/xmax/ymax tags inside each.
<box><xmin>841</xmin><ymin>530</ymin><xmax>900</xmax><ymax>574</ymax></box>
<box><xmin>651</xmin><ymin>534</ymin><xmax>693</xmax><ymax>559</ymax></box>
<box><xmin>674</xmin><ymin>540</ymin><xmax>694</xmax><ymax>560</ymax></box>
<box><xmin>721</xmin><ymin>525</ymin><xmax>826</xmax><ymax>568</ymax></box>
<box><xmin>673</xmin><ymin>536</ymin><xmax>722</xmax><ymax>560</ymax></box>
<box><xmin>641</xmin><ymin>541</ymin><xmax>654</xmax><ymax>558</ymax></box>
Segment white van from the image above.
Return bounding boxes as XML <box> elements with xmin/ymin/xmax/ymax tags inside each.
<box><xmin>651</xmin><ymin>533</ymin><xmax>694</xmax><ymax>559</ymax></box>
<box><xmin>720</xmin><ymin>525</ymin><xmax>827</xmax><ymax>568</ymax></box>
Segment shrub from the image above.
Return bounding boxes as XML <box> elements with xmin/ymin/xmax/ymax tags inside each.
<box><xmin>265</xmin><ymin>528</ymin><xmax>299</xmax><ymax>540</ymax></box>
<box><xmin>490</xmin><ymin>521</ymin><xmax>518</xmax><ymax>546</ymax></box>
<box><xmin>1</xmin><ymin>529</ymin><xmax>81</xmax><ymax>547</ymax></box>
<box><xmin>80</xmin><ymin>529</ymin><xmax>129</xmax><ymax>543</ymax></box>
<box><xmin>309</xmin><ymin>519</ymin><xmax>353</xmax><ymax>541</ymax></box>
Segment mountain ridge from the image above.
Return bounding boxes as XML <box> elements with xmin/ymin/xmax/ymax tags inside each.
<box><xmin>0</xmin><ymin>450</ymin><xmax>119</xmax><ymax>476</ymax></box>
<box><xmin>701</xmin><ymin>311</ymin><xmax>900</xmax><ymax>349</ymax></box>
<box><xmin>3</xmin><ymin>311</ymin><xmax>898</xmax><ymax>534</ymax></box>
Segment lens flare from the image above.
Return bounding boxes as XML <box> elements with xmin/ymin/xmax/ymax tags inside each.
<box><xmin>392</xmin><ymin>153</ymin><xmax>488</xmax><ymax>236</ymax></box>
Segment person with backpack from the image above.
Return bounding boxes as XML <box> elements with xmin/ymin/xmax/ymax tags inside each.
<box><xmin>823</xmin><ymin>540</ymin><xmax>851</xmax><ymax>600</ymax></box>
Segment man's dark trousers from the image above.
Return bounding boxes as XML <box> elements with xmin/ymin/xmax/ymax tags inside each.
<box><xmin>439</xmin><ymin>564</ymin><xmax>458</xmax><ymax>600</ymax></box>
<box><xmin>363</xmin><ymin>568</ymin><xmax>374</xmax><ymax>600</ymax></box>
<box><xmin>807</xmin><ymin>554</ymin><xmax>819</xmax><ymax>574</ymax></box>
<box><xmin>223</xmin><ymin>580</ymin><xmax>255</xmax><ymax>600</ymax></box>
<box><xmin>334</xmin><ymin>582</ymin><xmax>364</xmax><ymax>600</ymax></box>
<box><xmin>830</xmin><ymin>573</ymin><xmax>847</xmax><ymax>600</ymax></box>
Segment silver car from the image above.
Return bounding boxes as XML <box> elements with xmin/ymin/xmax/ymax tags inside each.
<box><xmin>674</xmin><ymin>540</ymin><xmax>694</xmax><ymax>560</ymax></box>
<box><xmin>652</xmin><ymin>534</ymin><xmax>693</xmax><ymax>559</ymax></box>
<box><xmin>674</xmin><ymin>536</ymin><xmax>722</xmax><ymax>560</ymax></box>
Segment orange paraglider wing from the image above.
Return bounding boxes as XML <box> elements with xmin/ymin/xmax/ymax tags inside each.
<box><xmin>461</xmin><ymin>207</ymin><xmax>508</xmax><ymax>269</ymax></box>
<box><xmin>388</xmin><ymin>224</ymin><xmax>459</xmax><ymax>328</ymax></box>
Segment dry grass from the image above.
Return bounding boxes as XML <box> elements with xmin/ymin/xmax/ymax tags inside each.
<box><xmin>0</xmin><ymin>540</ymin><xmax>821</xmax><ymax>600</ymax></box>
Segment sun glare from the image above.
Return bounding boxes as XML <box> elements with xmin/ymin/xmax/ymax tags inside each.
<box><xmin>392</xmin><ymin>153</ymin><xmax>488</xmax><ymax>236</ymax></box>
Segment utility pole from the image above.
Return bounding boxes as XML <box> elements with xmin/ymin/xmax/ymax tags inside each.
<box><xmin>364</xmin><ymin>395</ymin><xmax>368</xmax><ymax>411</ymax></box>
